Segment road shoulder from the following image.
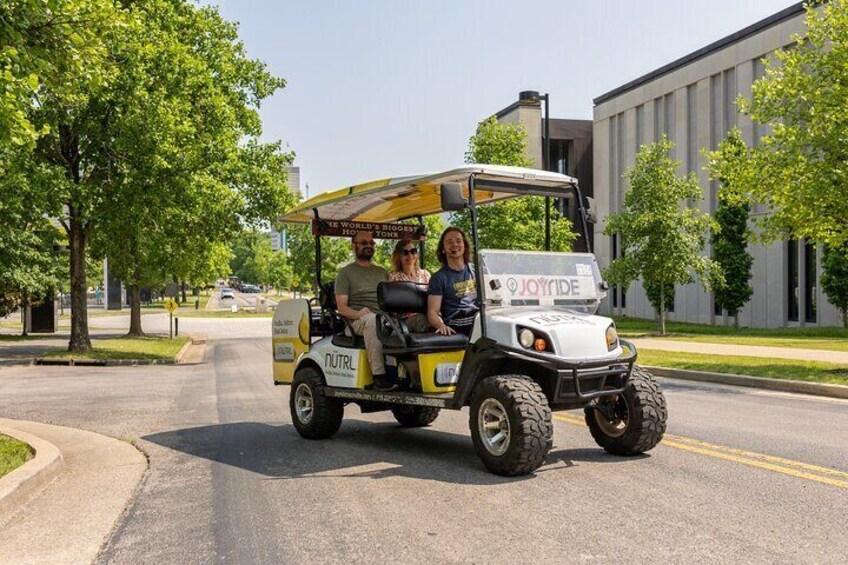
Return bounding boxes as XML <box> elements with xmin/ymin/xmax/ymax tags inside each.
<box><xmin>0</xmin><ymin>419</ymin><xmax>147</xmax><ymax>565</ymax></box>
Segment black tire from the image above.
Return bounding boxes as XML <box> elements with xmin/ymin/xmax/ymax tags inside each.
<box><xmin>469</xmin><ymin>375</ymin><xmax>553</xmax><ymax>476</ymax></box>
<box><xmin>391</xmin><ymin>406</ymin><xmax>440</xmax><ymax>427</ymax></box>
<box><xmin>290</xmin><ymin>366</ymin><xmax>344</xmax><ymax>439</ymax></box>
<box><xmin>584</xmin><ymin>366</ymin><xmax>667</xmax><ymax>456</ymax></box>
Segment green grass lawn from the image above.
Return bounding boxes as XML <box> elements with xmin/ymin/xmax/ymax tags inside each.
<box><xmin>0</xmin><ymin>434</ymin><xmax>33</xmax><ymax>479</ymax></box>
<box><xmin>637</xmin><ymin>349</ymin><xmax>848</xmax><ymax>385</ymax></box>
<box><xmin>616</xmin><ymin>317</ymin><xmax>848</xmax><ymax>351</ymax></box>
<box><xmin>43</xmin><ymin>335</ymin><xmax>190</xmax><ymax>361</ymax></box>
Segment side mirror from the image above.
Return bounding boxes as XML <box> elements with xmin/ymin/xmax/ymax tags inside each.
<box><xmin>440</xmin><ymin>182</ymin><xmax>467</xmax><ymax>212</ymax></box>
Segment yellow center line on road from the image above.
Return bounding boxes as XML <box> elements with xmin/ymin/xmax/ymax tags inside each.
<box><xmin>552</xmin><ymin>413</ymin><xmax>848</xmax><ymax>489</ymax></box>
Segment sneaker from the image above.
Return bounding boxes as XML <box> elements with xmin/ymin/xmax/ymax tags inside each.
<box><xmin>372</xmin><ymin>374</ymin><xmax>399</xmax><ymax>392</ymax></box>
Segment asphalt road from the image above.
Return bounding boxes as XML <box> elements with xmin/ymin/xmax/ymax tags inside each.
<box><xmin>1</xmin><ymin>317</ymin><xmax>846</xmax><ymax>564</ymax></box>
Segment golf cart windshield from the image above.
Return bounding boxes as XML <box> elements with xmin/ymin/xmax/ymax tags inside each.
<box><xmin>481</xmin><ymin>250</ymin><xmax>607</xmax><ymax>313</ymax></box>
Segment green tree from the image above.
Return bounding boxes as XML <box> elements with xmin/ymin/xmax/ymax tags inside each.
<box><xmin>267</xmin><ymin>251</ymin><xmax>293</xmax><ymax>293</ymax></box>
<box><xmin>287</xmin><ymin>224</ymin><xmax>349</xmax><ymax>295</ymax></box>
<box><xmin>1</xmin><ymin>0</ymin><xmax>117</xmax><ymax>333</ymax></box>
<box><xmin>456</xmin><ymin>116</ymin><xmax>576</xmax><ymax>251</ymax></box>
<box><xmin>230</xmin><ymin>233</ymin><xmax>275</xmax><ymax>286</ymax></box>
<box><xmin>739</xmin><ymin>0</ymin><xmax>848</xmax><ymax>250</ymax></box>
<box><xmin>705</xmin><ymin>128</ymin><xmax>754</xmax><ymax>326</ymax></box>
<box><xmin>821</xmin><ymin>244</ymin><xmax>848</xmax><ymax>328</ymax></box>
<box><xmin>604</xmin><ymin>137</ymin><xmax>723</xmax><ymax>335</ymax></box>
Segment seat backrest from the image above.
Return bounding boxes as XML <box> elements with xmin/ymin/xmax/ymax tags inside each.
<box><xmin>378</xmin><ymin>281</ymin><xmax>427</xmax><ymax>314</ymax></box>
<box><xmin>320</xmin><ymin>281</ymin><xmax>337</xmax><ymax>311</ymax></box>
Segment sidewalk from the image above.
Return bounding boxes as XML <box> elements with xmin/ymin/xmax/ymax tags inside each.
<box><xmin>0</xmin><ymin>419</ymin><xmax>147</xmax><ymax>565</ymax></box>
<box><xmin>629</xmin><ymin>337</ymin><xmax>848</xmax><ymax>364</ymax></box>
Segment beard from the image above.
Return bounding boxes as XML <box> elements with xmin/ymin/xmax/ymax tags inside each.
<box><xmin>356</xmin><ymin>247</ymin><xmax>374</xmax><ymax>261</ymax></box>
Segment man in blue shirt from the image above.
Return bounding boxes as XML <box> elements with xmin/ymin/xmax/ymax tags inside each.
<box><xmin>427</xmin><ymin>227</ymin><xmax>478</xmax><ymax>336</ymax></box>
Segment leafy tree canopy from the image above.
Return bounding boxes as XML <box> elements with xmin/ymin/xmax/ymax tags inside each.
<box><xmin>455</xmin><ymin>116</ymin><xmax>576</xmax><ymax>252</ymax></box>
<box><xmin>604</xmin><ymin>136</ymin><xmax>723</xmax><ymax>334</ymax></box>
<box><xmin>705</xmin><ymin>128</ymin><xmax>754</xmax><ymax>323</ymax></box>
<box><xmin>739</xmin><ymin>0</ymin><xmax>848</xmax><ymax>249</ymax></box>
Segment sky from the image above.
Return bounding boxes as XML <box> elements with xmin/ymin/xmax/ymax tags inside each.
<box><xmin>204</xmin><ymin>0</ymin><xmax>800</xmax><ymax>197</ymax></box>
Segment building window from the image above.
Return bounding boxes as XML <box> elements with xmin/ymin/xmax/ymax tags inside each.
<box><xmin>653</xmin><ymin>97</ymin><xmax>663</xmax><ymax>142</ymax></box>
<box><xmin>612</xmin><ymin>234</ymin><xmax>618</xmax><ymax>308</ymax></box>
<box><xmin>687</xmin><ymin>84</ymin><xmax>698</xmax><ymax>174</ymax></box>
<box><xmin>804</xmin><ymin>240</ymin><xmax>817</xmax><ymax>323</ymax></box>
<box><xmin>636</xmin><ymin>104</ymin><xmax>644</xmax><ymax>149</ymax></box>
<box><xmin>722</xmin><ymin>67</ymin><xmax>737</xmax><ymax>134</ymax></box>
<box><xmin>788</xmin><ymin>238</ymin><xmax>799</xmax><ymax>322</ymax></box>
<box><xmin>550</xmin><ymin>139</ymin><xmax>569</xmax><ymax>174</ymax></box>
<box><xmin>611</xmin><ymin>234</ymin><xmax>626</xmax><ymax>309</ymax></box>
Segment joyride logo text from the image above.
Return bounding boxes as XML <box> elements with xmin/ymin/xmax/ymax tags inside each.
<box><xmin>505</xmin><ymin>276</ymin><xmax>583</xmax><ymax>297</ymax></box>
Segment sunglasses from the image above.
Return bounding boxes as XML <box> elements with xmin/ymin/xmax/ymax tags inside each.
<box><xmin>355</xmin><ymin>240</ymin><xmax>375</xmax><ymax>246</ymax></box>
<box><xmin>401</xmin><ymin>248</ymin><xmax>418</xmax><ymax>256</ymax></box>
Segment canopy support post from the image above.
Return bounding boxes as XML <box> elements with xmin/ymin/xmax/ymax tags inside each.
<box><xmin>468</xmin><ymin>175</ymin><xmax>486</xmax><ymax>338</ymax></box>
<box><xmin>416</xmin><ymin>215</ymin><xmax>426</xmax><ymax>270</ymax></box>
<box><xmin>313</xmin><ymin>209</ymin><xmax>322</xmax><ymax>296</ymax></box>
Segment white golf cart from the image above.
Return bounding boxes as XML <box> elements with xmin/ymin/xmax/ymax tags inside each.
<box><xmin>272</xmin><ymin>165</ymin><xmax>667</xmax><ymax>476</ymax></box>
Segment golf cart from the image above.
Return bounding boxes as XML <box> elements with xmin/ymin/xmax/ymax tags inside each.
<box><xmin>272</xmin><ymin>165</ymin><xmax>667</xmax><ymax>476</ymax></box>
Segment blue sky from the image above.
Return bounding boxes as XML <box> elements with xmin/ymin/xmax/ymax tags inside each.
<box><xmin>204</xmin><ymin>0</ymin><xmax>799</xmax><ymax>196</ymax></box>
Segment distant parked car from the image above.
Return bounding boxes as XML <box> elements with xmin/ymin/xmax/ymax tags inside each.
<box><xmin>221</xmin><ymin>288</ymin><xmax>235</xmax><ymax>300</ymax></box>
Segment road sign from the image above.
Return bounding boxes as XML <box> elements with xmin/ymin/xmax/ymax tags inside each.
<box><xmin>164</xmin><ymin>298</ymin><xmax>179</xmax><ymax>314</ymax></box>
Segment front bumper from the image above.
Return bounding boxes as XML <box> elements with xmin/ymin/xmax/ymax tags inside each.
<box><xmin>498</xmin><ymin>339</ymin><xmax>637</xmax><ymax>403</ymax></box>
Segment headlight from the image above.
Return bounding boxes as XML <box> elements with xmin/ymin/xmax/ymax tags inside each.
<box><xmin>518</xmin><ymin>328</ymin><xmax>534</xmax><ymax>348</ymax></box>
<box><xmin>605</xmin><ymin>324</ymin><xmax>619</xmax><ymax>351</ymax></box>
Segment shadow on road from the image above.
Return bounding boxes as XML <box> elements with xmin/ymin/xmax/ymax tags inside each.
<box><xmin>142</xmin><ymin>418</ymin><xmax>636</xmax><ymax>485</ymax></box>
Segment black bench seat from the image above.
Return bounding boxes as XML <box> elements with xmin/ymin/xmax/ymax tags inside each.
<box><xmin>376</xmin><ymin>281</ymin><xmax>469</xmax><ymax>354</ymax></box>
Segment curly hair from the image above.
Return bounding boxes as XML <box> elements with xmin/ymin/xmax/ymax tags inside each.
<box><xmin>436</xmin><ymin>227</ymin><xmax>470</xmax><ymax>266</ymax></box>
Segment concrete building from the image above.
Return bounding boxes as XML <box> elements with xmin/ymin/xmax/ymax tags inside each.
<box><xmin>494</xmin><ymin>95</ymin><xmax>594</xmax><ymax>252</ymax></box>
<box><xmin>593</xmin><ymin>2</ymin><xmax>842</xmax><ymax>327</ymax></box>
<box><xmin>266</xmin><ymin>165</ymin><xmax>301</xmax><ymax>253</ymax></box>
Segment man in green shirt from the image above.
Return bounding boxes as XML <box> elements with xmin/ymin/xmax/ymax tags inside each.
<box><xmin>335</xmin><ymin>231</ymin><xmax>394</xmax><ymax>390</ymax></box>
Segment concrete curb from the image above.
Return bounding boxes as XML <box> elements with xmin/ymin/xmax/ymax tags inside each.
<box><xmin>0</xmin><ymin>426</ymin><xmax>65</xmax><ymax>525</ymax></box>
<box><xmin>646</xmin><ymin>365</ymin><xmax>848</xmax><ymax>399</ymax></box>
<box><xmin>30</xmin><ymin>335</ymin><xmax>205</xmax><ymax>367</ymax></box>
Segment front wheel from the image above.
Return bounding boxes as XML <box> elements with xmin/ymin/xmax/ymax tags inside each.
<box><xmin>290</xmin><ymin>366</ymin><xmax>344</xmax><ymax>439</ymax></box>
<box><xmin>469</xmin><ymin>375</ymin><xmax>553</xmax><ymax>476</ymax></box>
<box><xmin>585</xmin><ymin>366</ymin><xmax>667</xmax><ymax>455</ymax></box>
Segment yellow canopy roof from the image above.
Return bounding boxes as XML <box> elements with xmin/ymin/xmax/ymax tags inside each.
<box><xmin>279</xmin><ymin>165</ymin><xmax>578</xmax><ymax>224</ymax></box>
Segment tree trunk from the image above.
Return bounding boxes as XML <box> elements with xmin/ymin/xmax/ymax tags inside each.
<box><xmin>733</xmin><ymin>311</ymin><xmax>740</xmax><ymax>328</ymax></box>
<box><xmin>659</xmin><ymin>285</ymin><xmax>667</xmax><ymax>336</ymax></box>
<box><xmin>181</xmin><ymin>280</ymin><xmax>187</xmax><ymax>304</ymax></box>
<box><xmin>68</xmin><ymin>209</ymin><xmax>92</xmax><ymax>353</ymax></box>
<box><xmin>21</xmin><ymin>303</ymin><xmax>28</xmax><ymax>337</ymax></box>
<box><xmin>843</xmin><ymin>309</ymin><xmax>847</xmax><ymax>329</ymax></box>
<box><xmin>127</xmin><ymin>284</ymin><xmax>145</xmax><ymax>337</ymax></box>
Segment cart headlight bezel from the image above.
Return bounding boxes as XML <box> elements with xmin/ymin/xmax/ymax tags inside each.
<box><xmin>518</xmin><ymin>328</ymin><xmax>535</xmax><ymax>349</ymax></box>
<box><xmin>605</xmin><ymin>324</ymin><xmax>619</xmax><ymax>351</ymax></box>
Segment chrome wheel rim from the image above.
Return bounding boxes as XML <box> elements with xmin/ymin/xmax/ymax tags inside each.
<box><xmin>294</xmin><ymin>383</ymin><xmax>314</xmax><ymax>424</ymax></box>
<box><xmin>594</xmin><ymin>395</ymin><xmax>629</xmax><ymax>438</ymax></box>
<box><xmin>478</xmin><ymin>398</ymin><xmax>510</xmax><ymax>456</ymax></box>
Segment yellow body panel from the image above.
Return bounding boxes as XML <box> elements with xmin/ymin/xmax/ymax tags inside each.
<box><xmin>272</xmin><ymin>337</ymin><xmax>308</xmax><ymax>384</ymax></box>
<box><xmin>354</xmin><ymin>349</ymin><xmax>374</xmax><ymax>389</ymax></box>
<box><xmin>418</xmin><ymin>350</ymin><xmax>465</xmax><ymax>394</ymax></box>
<box><xmin>272</xmin><ymin>299</ymin><xmax>311</xmax><ymax>384</ymax></box>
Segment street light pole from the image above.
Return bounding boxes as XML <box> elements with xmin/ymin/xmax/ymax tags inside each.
<box><xmin>518</xmin><ymin>90</ymin><xmax>552</xmax><ymax>250</ymax></box>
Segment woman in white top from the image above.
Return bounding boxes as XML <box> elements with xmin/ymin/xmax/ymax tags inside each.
<box><xmin>387</xmin><ymin>238</ymin><xmax>430</xmax><ymax>331</ymax></box>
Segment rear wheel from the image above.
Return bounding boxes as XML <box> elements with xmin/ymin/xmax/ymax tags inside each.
<box><xmin>585</xmin><ymin>366</ymin><xmax>667</xmax><ymax>455</ymax></box>
<box><xmin>391</xmin><ymin>406</ymin><xmax>440</xmax><ymax>427</ymax></box>
<box><xmin>469</xmin><ymin>375</ymin><xmax>553</xmax><ymax>476</ymax></box>
<box><xmin>290</xmin><ymin>366</ymin><xmax>344</xmax><ymax>439</ymax></box>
